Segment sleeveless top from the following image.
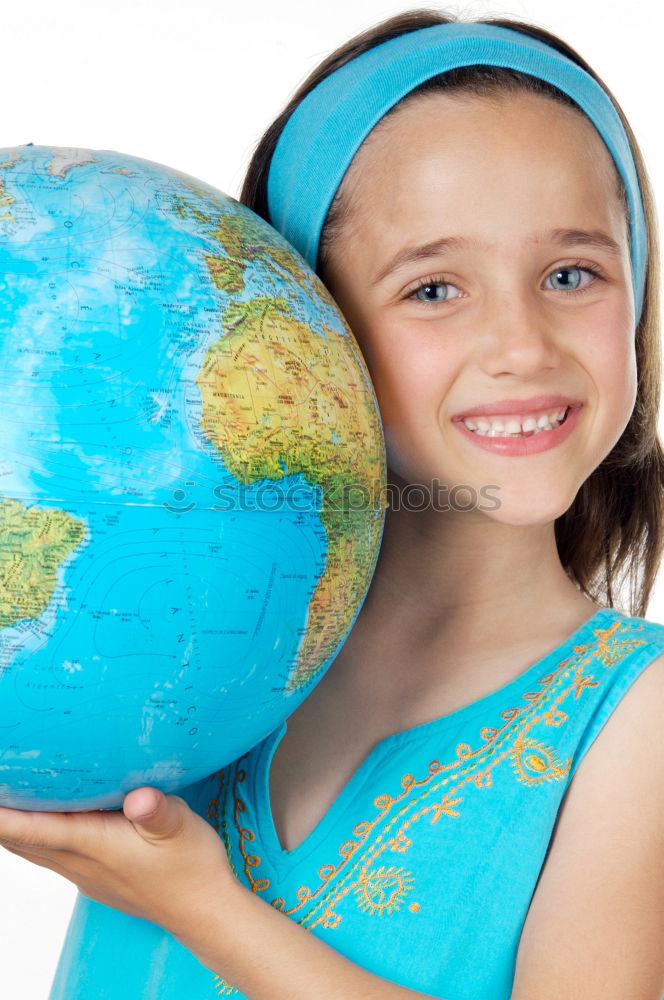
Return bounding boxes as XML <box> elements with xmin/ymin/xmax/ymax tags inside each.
<box><xmin>50</xmin><ymin>608</ymin><xmax>664</xmax><ymax>1000</ymax></box>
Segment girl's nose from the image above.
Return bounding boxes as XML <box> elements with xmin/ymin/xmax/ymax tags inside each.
<box><xmin>478</xmin><ymin>291</ymin><xmax>560</xmax><ymax>380</ymax></box>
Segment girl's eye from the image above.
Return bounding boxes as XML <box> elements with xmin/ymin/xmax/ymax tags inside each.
<box><xmin>544</xmin><ymin>266</ymin><xmax>597</xmax><ymax>292</ymax></box>
<box><xmin>410</xmin><ymin>279</ymin><xmax>462</xmax><ymax>303</ymax></box>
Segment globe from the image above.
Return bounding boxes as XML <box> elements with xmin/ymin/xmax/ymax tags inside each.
<box><xmin>0</xmin><ymin>144</ymin><xmax>385</xmax><ymax>811</ymax></box>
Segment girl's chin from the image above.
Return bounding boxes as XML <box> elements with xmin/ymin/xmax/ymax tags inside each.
<box><xmin>477</xmin><ymin>493</ymin><xmax>578</xmax><ymax>528</ymax></box>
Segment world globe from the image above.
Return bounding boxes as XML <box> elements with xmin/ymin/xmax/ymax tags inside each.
<box><xmin>0</xmin><ymin>144</ymin><xmax>385</xmax><ymax>811</ymax></box>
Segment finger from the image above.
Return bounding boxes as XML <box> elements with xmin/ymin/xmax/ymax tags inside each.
<box><xmin>1</xmin><ymin>841</ymin><xmax>79</xmax><ymax>880</ymax></box>
<box><xmin>0</xmin><ymin>838</ymin><xmax>84</xmax><ymax>864</ymax></box>
<box><xmin>123</xmin><ymin>788</ymin><xmax>187</xmax><ymax>843</ymax></box>
<box><xmin>0</xmin><ymin>806</ymin><xmax>82</xmax><ymax>851</ymax></box>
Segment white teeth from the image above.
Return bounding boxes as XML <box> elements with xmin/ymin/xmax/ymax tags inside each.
<box><xmin>462</xmin><ymin>407</ymin><xmax>569</xmax><ymax>438</ymax></box>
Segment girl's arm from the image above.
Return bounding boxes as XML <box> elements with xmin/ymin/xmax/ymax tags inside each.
<box><xmin>182</xmin><ymin>874</ymin><xmax>438</xmax><ymax>999</ymax></box>
<box><xmin>510</xmin><ymin>654</ymin><xmax>664</xmax><ymax>1000</ymax></box>
<box><xmin>0</xmin><ymin>787</ymin><xmax>439</xmax><ymax>1000</ymax></box>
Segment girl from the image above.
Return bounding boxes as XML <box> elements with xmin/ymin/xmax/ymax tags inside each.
<box><xmin>2</xmin><ymin>10</ymin><xmax>664</xmax><ymax>1000</ymax></box>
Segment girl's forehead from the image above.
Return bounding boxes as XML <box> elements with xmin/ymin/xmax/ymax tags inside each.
<box><xmin>339</xmin><ymin>88</ymin><xmax>623</xmax><ymax>226</ymax></box>
<box><xmin>326</xmin><ymin>89</ymin><xmax>629</xmax><ymax>275</ymax></box>
<box><xmin>352</xmin><ymin>88</ymin><xmax>614</xmax><ymax>178</ymax></box>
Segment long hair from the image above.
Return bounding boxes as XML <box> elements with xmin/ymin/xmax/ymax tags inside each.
<box><xmin>239</xmin><ymin>8</ymin><xmax>664</xmax><ymax>618</ymax></box>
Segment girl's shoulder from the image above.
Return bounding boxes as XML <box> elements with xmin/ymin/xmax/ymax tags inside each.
<box><xmin>563</xmin><ymin>607</ymin><xmax>664</xmax><ymax>784</ymax></box>
<box><xmin>512</xmin><ymin>614</ymin><xmax>664</xmax><ymax>999</ymax></box>
<box><xmin>571</xmin><ymin>606</ymin><xmax>664</xmax><ymax>665</ymax></box>
<box><xmin>591</xmin><ymin>606</ymin><xmax>664</xmax><ymax>640</ymax></box>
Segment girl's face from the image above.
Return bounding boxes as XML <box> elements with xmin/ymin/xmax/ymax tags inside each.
<box><xmin>324</xmin><ymin>90</ymin><xmax>637</xmax><ymax>526</ymax></box>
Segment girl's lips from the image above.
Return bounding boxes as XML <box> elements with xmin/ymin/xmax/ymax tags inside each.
<box><xmin>451</xmin><ymin>394</ymin><xmax>581</xmax><ymax>420</ymax></box>
<box><xmin>452</xmin><ymin>404</ymin><xmax>582</xmax><ymax>457</ymax></box>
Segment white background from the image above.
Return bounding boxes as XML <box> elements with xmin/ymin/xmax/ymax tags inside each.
<box><xmin>0</xmin><ymin>0</ymin><xmax>661</xmax><ymax>995</ymax></box>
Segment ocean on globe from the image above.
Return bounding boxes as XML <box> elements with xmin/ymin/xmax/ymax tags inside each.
<box><xmin>0</xmin><ymin>145</ymin><xmax>385</xmax><ymax>811</ymax></box>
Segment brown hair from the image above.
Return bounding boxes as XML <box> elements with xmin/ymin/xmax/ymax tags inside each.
<box><xmin>239</xmin><ymin>9</ymin><xmax>664</xmax><ymax>617</ymax></box>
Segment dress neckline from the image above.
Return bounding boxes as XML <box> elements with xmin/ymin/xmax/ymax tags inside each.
<box><xmin>257</xmin><ymin>606</ymin><xmax>624</xmax><ymax>859</ymax></box>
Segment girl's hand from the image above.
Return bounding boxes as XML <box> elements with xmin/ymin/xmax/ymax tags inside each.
<box><xmin>0</xmin><ymin>791</ymin><xmax>439</xmax><ymax>998</ymax></box>
<box><xmin>0</xmin><ymin>787</ymin><xmax>235</xmax><ymax>944</ymax></box>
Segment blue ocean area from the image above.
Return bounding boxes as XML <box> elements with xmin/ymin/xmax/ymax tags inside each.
<box><xmin>0</xmin><ymin>147</ymin><xmax>343</xmax><ymax>808</ymax></box>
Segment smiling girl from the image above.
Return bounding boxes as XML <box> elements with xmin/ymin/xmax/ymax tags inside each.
<box><xmin>2</xmin><ymin>10</ymin><xmax>664</xmax><ymax>1000</ymax></box>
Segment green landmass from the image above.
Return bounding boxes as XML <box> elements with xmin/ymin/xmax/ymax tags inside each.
<box><xmin>174</xmin><ymin>192</ymin><xmax>311</xmax><ymax>295</ymax></box>
<box><xmin>0</xmin><ymin>497</ymin><xmax>85</xmax><ymax>630</ymax></box>
<box><xmin>0</xmin><ymin>151</ymin><xmax>20</xmax><ymax>222</ymax></box>
<box><xmin>197</xmin><ymin>294</ymin><xmax>385</xmax><ymax>691</ymax></box>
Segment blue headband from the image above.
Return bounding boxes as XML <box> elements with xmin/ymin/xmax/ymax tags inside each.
<box><xmin>268</xmin><ymin>22</ymin><xmax>647</xmax><ymax>319</ymax></box>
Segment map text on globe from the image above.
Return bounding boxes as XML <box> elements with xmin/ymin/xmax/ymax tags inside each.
<box><xmin>0</xmin><ymin>145</ymin><xmax>385</xmax><ymax>810</ymax></box>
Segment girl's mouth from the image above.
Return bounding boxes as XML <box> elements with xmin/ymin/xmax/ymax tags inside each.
<box><xmin>460</xmin><ymin>406</ymin><xmax>570</xmax><ymax>438</ymax></box>
<box><xmin>453</xmin><ymin>404</ymin><xmax>582</xmax><ymax>456</ymax></box>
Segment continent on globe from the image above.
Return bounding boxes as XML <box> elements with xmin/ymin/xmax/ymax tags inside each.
<box><xmin>0</xmin><ymin>496</ymin><xmax>85</xmax><ymax>631</ymax></box>
<box><xmin>197</xmin><ymin>293</ymin><xmax>384</xmax><ymax>690</ymax></box>
<box><xmin>47</xmin><ymin>148</ymin><xmax>99</xmax><ymax>179</ymax></box>
<box><xmin>203</xmin><ymin>209</ymin><xmax>310</xmax><ymax>294</ymax></box>
<box><xmin>0</xmin><ymin>153</ymin><xmax>18</xmax><ymax>223</ymax></box>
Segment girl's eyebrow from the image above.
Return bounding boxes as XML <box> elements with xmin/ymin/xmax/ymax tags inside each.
<box><xmin>550</xmin><ymin>228</ymin><xmax>623</xmax><ymax>256</ymax></box>
<box><xmin>371</xmin><ymin>229</ymin><xmax>623</xmax><ymax>286</ymax></box>
<box><xmin>371</xmin><ymin>236</ymin><xmax>468</xmax><ymax>285</ymax></box>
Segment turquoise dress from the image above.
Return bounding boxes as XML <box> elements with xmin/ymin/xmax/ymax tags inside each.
<box><xmin>50</xmin><ymin>608</ymin><xmax>664</xmax><ymax>999</ymax></box>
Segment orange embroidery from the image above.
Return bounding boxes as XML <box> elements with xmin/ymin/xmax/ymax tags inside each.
<box><xmin>212</xmin><ymin>976</ymin><xmax>237</xmax><ymax>997</ymax></box>
<box><xmin>205</xmin><ymin>769</ymin><xmax>222</xmax><ymax>828</ymax></box>
<box><xmin>511</xmin><ymin>737</ymin><xmax>570</xmax><ymax>786</ymax></box>
<box><xmin>209</xmin><ymin>620</ymin><xmax>647</xmax><ymax>938</ymax></box>
<box><xmin>233</xmin><ymin>763</ymin><xmax>271</xmax><ymax>893</ymax></box>
<box><xmin>354</xmin><ymin>866</ymin><xmax>416</xmax><ymax>916</ymax></box>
